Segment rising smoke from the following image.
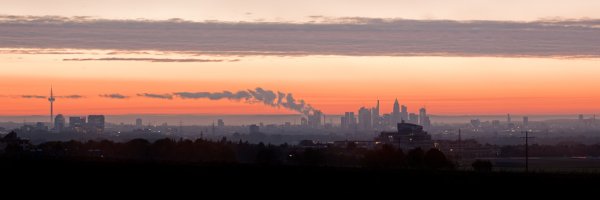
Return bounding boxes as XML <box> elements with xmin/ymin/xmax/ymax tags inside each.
<box><xmin>174</xmin><ymin>87</ymin><xmax>315</xmax><ymax>115</ymax></box>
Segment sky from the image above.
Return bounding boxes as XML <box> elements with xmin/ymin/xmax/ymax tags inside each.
<box><xmin>1</xmin><ymin>0</ymin><xmax>600</xmax><ymax>117</ymax></box>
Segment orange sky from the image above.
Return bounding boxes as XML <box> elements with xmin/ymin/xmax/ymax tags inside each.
<box><xmin>2</xmin><ymin>50</ymin><xmax>600</xmax><ymax>116</ymax></box>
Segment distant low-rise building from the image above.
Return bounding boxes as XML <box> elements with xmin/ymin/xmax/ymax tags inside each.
<box><xmin>375</xmin><ymin>121</ymin><xmax>433</xmax><ymax>150</ymax></box>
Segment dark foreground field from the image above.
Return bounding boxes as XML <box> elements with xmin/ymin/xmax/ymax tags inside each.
<box><xmin>2</xmin><ymin>157</ymin><xmax>599</xmax><ymax>191</ymax></box>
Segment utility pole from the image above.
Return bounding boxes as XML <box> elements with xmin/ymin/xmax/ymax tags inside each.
<box><xmin>458</xmin><ymin>129</ymin><xmax>462</xmax><ymax>164</ymax></box>
<box><xmin>520</xmin><ymin>131</ymin><xmax>535</xmax><ymax>173</ymax></box>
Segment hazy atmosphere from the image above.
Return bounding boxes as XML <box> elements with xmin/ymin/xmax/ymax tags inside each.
<box><xmin>2</xmin><ymin>0</ymin><xmax>600</xmax><ymax>189</ymax></box>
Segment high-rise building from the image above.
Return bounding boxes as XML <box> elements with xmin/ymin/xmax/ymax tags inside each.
<box><xmin>358</xmin><ymin>107</ymin><xmax>372</xmax><ymax>131</ymax></box>
<box><xmin>371</xmin><ymin>99</ymin><xmax>380</xmax><ymax>129</ymax></box>
<box><xmin>342</xmin><ymin>112</ymin><xmax>357</xmax><ymax>130</ymax></box>
<box><xmin>523</xmin><ymin>116</ymin><xmax>529</xmax><ymax>127</ymax></box>
<box><xmin>69</xmin><ymin>116</ymin><xmax>86</xmax><ymax>133</ymax></box>
<box><xmin>419</xmin><ymin>108</ymin><xmax>427</xmax><ymax>125</ymax></box>
<box><xmin>507</xmin><ymin>114</ymin><xmax>512</xmax><ymax>123</ymax></box>
<box><xmin>69</xmin><ymin>117</ymin><xmax>86</xmax><ymax>128</ymax></box>
<box><xmin>135</xmin><ymin>118</ymin><xmax>143</xmax><ymax>128</ymax></box>
<box><xmin>54</xmin><ymin>114</ymin><xmax>65</xmax><ymax>131</ymax></box>
<box><xmin>48</xmin><ymin>86</ymin><xmax>55</xmax><ymax>128</ymax></box>
<box><xmin>492</xmin><ymin>120</ymin><xmax>501</xmax><ymax>127</ymax></box>
<box><xmin>87</xmin><ymin>115</ymin><xmax>105</xmax><ymax>133</ymax></box>
<box><xmin>392</xmin><ymin>98</ymin><xmax>401</xmax><ymax>124</ymax></box>
<box><xmin>217</xmin><ymin>119</ymin><xmax>225</xmax><ymax>127</ymax></box>
<box><xmin>401</xmin><ymin>105</ymin><xmax>408</xmax><ymax>122</ymax></box>
<box><xmin>300</xmin><ymin>117</ymin><xmax>308</xmax><ymax>126</ymax></box>
<box><xmin>308</xmin><ymin>110</ymin><xmax>323</xmax><ymax>128</ymax></box>
<box><xmin>408</xmin><ymin>113</ymin><xmax>418</xmax><ymax>124</ymax></box>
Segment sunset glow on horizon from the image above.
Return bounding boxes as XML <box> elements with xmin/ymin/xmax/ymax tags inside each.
<box><xmin>2</xmin><ymin>0</ymin><xmax>600</xmax><ymax>117</ymax></box>
<box><xmin>2</xmin><ymin>48</ymin><xmax>600</xmax><ymax>116</ymax></box>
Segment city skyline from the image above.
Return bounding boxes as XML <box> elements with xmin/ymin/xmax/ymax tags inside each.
<box><xmin>2</xmin><ymin>1</ymin><xmax>600</xmax><ymax>116</ymax></box>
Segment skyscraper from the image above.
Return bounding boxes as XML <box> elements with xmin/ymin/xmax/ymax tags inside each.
<box><xmin>217</xmin><ymin>119</ymin><xmax>225</xmax><ymax>127</ymax></box>
<box><xmin>343</xmin><ymin>112</ymin><xmax>357</xmax><ymax>129</ymax></box>
<box><xmin>523</xmin><ymin>116</ymin><xmax>529</xmax><ymax>127</ymax></box>
<box><xmin>70</xmin><ymin>116</ymin><xmax>86</xmax><ymax>133</ymax></box>
<box><xmin>401</xmin><ymin>105</ymin><xmax>408</xmax><ymax>121</ymax></box>
<box><xmin>54</xmin><ymin>114</ymin><xmax>65</xmax><ymax>132</ymax></box>
<box><xmin>419</xmin><ymin>107</ymin><xmax>429</xmax><ymax>127</ymax></box>
<box><xmin>408</xmin><ymin>113</ymin><xmax>418</xmax><ymax>124</ymax></box>
<box><xmin>392</xmin><ymin>98</ymin><xmax>401</xmax><ymax>124</ymax></box>
<box><xmin>371</xmin><ymin>99</ymin><xmax>380</xmax><ymax>129</ymax></box>
<box><xmin>87</xmin><ymin>115</ymin><xmax>105</xmax><ymax>133</ymax></box>
<box><xmin>358</xmin><ymin>107</ymin><xmax>372</xmax><ymax>131</ymax></box>
<box><xmin>48</xmin><ymin>86</ymin><xmax>55</xmax><ymax>128</ymax></box>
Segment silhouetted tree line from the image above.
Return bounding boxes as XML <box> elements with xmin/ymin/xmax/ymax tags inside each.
<box><xmin>361</xmin><ymin>145</ymin><xmax>455</xmax><ymax>169</ymax></box>
<box><xmin>2</xmin><ymin>131</ymin><xmax>455</xmax><ymax>170</ymax></box>
<box><xmin>500</xmin><ymin>143</ymin><xmax>600</xmax><ymax>157</ymax></box>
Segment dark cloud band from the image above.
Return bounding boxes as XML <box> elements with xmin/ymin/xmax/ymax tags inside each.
<box><xmin>1</xmin><ymin>15</ymin><xmax>600</xmax><ymax>57</ymax></box>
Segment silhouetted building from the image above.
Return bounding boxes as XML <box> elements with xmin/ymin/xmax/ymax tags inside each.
<box><xmin>418</xmin><ymin>108</ymin><xmax>427</xmax><ymax>125</ymax></box>
<box><xmin>54</xmin><ymin>114</ymin><xmax>65</xmax><ymax>132</ymax></box>
<box><xmin>217</xmin><ymin>119</ymin><xmax>225</xmax><ymax>127</ymax></box>
<box><xmin>392</xmin><ymin>98</ymin><xmax>401</xmax><ymax>124</ymax></box>
<box><xmin>506</xmin><ymin>113</ymin><xmax>515</xmax><ymax>129</ymax></box>
<box><xmin>470</xmin><ymin>119</ymin><xmax>481</xmax><ymax>128</ymax></box>
<box><xmin>0</xmin><ymin>132</ymin><xmax>32</xmax><ymax>153</ymax></box>
<box><xmin>300</xmin><ymin>117</ymin><xmax>308</xmax><ymax>126</ymax></box>
<box><xmin>358</xmin><ymin>107</ymin><xmax>372</xmax><ymax>131</ymax></box>
<box><xmin>69</xmin><ymin>116</ymin><xmax>86</xmax><ymax>133</ymax></box>
<box><xmin>249</xmin><ymin>124</ymin><xmax>260</xmax><ymax>134</ymax></box>
<box><xmin>35</xmin><ymin>122</ymin><xmax>48</xmax><ymax>131</ymax></box>
<box><xmin>376</xmin><ymin>121</ymin><xmax>433</xmax><ymax>150</ymax></box>
<box><xmin>87</xmin><ymin>115</ymin><xmax>105</xmax><ymax>133</ymax></box>
<box><xmin>308</xmin><ymin>110</ymin><xmax>323</xmax><ymax>128</ymax></box>
<box><xmin>492</xmin><ymin>120</ymin><xmax>500</xmax><ymax>127</ymax></box>
<box><xmin>341</xmin><ymin>112</ymin><xmax>356</xmax><ymax>130</ymax></box>
<box><xmin>371</xmin><ymin>100</ymin><xmax>380</xmax><ymax>129</ymax></box>
<box><xmin>408</xmin><ymin>113</ymin><xmax>418</xmax><ymax>124</ymax></box>
<box><xmin>523</xmin><ymin>116</ymin><xmax>529</xmax><ymax>127</ymax></box>
<box><xmin>401</xmin><ymin>105</ymin><xmax>408</xmax><ymax>121</ymax></box>
<box><xmin>135</xmin><ymin>118</ymin><xmax>143</xmax><ymax>128</ymax></box>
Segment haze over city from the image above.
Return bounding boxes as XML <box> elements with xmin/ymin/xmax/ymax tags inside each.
<box><xmin>2</xmin><ymin>0</ymin><xmax>600</xmax><ymax>189</ymax></box>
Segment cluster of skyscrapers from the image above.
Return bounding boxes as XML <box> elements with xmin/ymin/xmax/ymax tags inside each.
<box><xmin>52</xmin><ymin>114</ymin><xmax>105</xmax><ymax>134</ymax></box>
<box><xmin>341</xmin><ymin>99</ymin><xmax>431</xmax><ymax>131</ymax></box>
<box><xmin>47</xmin><ymin>87</ymin><xmax>105</xmax><ymax>134</ymax></box>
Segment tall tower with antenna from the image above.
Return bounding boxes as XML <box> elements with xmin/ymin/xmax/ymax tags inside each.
<box><xmin>48</xmin><ymin>85</ymin><xmax>55</xmax><ymax>128</ymax></box>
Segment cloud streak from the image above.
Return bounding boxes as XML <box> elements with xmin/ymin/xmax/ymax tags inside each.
<box><xmin>100</xmin><ymin>93</ymin><xmax>129</xmax><ymax>99</ymax></box>
<box><xmin>21</xmin><ymin>95</ymin><xmax>46</xmax><ymax>99</ymax></box>
<box><xmin>63</xmin><ymin>57</ymin><xmax>239</xmax><ymax>63</ymax></box>
<box><xmin>58</xmin><ymin>95</ymin><xmax>84</xmax><ymax>99</ymax></box>
<box><xmin>137</xmin><ymin>93</ymin><xmax>173</xmax><ymax>100</ymax></box>
<box><xmin>1</xmin><ymin>15</ymin><xmax>600</xmax><ymax>57</ymax></box>
<box><xmin>16</xmin><ymin>94</ymin><xmax>84</xmax><ymax>99</ymax></box>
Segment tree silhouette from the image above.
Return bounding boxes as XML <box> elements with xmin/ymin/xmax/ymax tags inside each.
<box><xmin>472</xmin><ymin>160</ymin><xmax>493</xmax><ymax>172</ymax></box>
<box><xmin>424</xmin><ymin>148</ymin><xmax>454</xmax><ymax>169</ymax></box>
<box><xmin>406</xmin><ymin>148</ymin><xmax>425</xmax><ymax>168</ymax></box>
